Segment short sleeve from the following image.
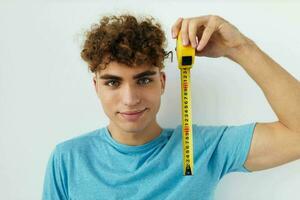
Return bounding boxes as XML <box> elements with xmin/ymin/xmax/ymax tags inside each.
<box><xmin>42</xmin><ymin>147</ymin><xmax>68</xmax><ymax>200</ymax></box>
<box><xmin>199</xmin><ymin>122</ymin><xmax>257</xmax><ymax>178</ymax></box>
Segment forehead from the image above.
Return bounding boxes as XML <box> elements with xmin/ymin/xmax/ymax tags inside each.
<box><xmin>96</xmin><ymin>61</ymin><xmax>159</xmax><ymax>77</ymax></box>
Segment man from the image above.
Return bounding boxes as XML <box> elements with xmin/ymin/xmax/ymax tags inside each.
<box><xmin>42</xmin><ymin>14</ymin><xmax>300</xmax><ymax>200</ymax></box>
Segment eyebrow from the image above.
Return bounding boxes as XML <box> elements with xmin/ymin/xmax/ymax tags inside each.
<box><xmin>99</xmin><ymin>70</ymin><xmax>157</xmax><ymax>81</ymax></box>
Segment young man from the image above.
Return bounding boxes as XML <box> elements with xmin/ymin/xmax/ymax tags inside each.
<box><xmin>42</xmin><ymin>14</ymin><xmax>300</xmax><ymax>200</ymax></box>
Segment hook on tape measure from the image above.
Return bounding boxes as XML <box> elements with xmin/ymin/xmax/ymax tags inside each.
<box><xmin>176</xmin><ymin>31</ymin><xmax>195</xmax><ymax>176</ymax></box>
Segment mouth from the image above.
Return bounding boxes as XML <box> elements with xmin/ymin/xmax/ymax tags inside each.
<box><xmin>118</xmin><ymin>108</ymin><xmax>147</xmax><ymax>121</ymax></box>
<box><xmin>119</xmin><ymin>108</ymin><xmax>147</xmax><ymax>115</ymax></box>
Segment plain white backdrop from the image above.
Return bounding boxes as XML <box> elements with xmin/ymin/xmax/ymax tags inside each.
<box><xmin>0</xmin><ymin>0</ymin><xmax>300</xmax><ymax>199</ymax></box>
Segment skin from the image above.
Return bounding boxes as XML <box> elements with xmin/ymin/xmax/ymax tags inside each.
<box><xmin>93</xmin><ymin>62</ymin><xmax>166</xmax><ymax>146</ymax></box>
<box><xmin>171</xmin><ymin>15</ymin><xmax>300</xmax><ymax>171</ymax></box>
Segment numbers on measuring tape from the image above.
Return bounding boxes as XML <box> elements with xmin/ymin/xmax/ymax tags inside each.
<box><xmin>181</xmin><ymin>68</ymin><xmax>194</xmax><ymax>176</ymax></box>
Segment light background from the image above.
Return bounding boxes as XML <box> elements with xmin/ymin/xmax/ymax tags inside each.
<box><xmin>0</xmin><ymin>0</ymin><xmax>300</xmax><ymax>199</ymax></box>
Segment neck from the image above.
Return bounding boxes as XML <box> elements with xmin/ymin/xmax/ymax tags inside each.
<box><xmin>107</xmin><ymin>121</ymin><xmax>162</xmax><ymax>146</ymax></box>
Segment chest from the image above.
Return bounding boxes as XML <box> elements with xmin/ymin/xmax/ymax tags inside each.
<box><xmin>67</xmin><ymin>156</ymin><xmax>217</xmax><ymax>200</ymax></box>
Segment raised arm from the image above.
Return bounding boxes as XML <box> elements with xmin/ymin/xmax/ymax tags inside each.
<box><xmin>171</xmin><ymin>15</ymin><xmax>300</xmax><ymax>171</ymax></box>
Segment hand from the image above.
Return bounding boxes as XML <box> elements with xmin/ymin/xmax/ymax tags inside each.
<box><xmin>171</xmin><ymin>15</ymin><xmax>251</xmax><ymax>58</ymax></box>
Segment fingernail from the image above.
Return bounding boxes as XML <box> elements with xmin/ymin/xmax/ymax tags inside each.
<box><xmin>183</xmin><ymin>39</ymin><xmax>188</xmax><ymax>45</ymax></box>
<box><xmin>172</xmin><ymin>31</ymin><xmax>176</xmax><ymax>38</ymax></box>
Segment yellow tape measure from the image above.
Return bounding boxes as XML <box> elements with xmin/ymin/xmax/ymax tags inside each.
<box><xmin>176</xmin><ymin>31</ymin><xmax>195</xmax><ymax>176</ymax></box>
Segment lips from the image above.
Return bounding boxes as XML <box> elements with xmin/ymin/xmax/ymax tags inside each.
<box><xmin>119</xmin><ymin>108</ymin><xmax>147</xmax><ymax>121</ymax></box>
<box><xmin>120</xmin><ymin>108</ymin><xmax>147</xmax><ymax>115</ymax></box>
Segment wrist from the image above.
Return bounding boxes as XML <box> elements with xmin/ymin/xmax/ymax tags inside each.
<box><xmin>225</xmin><ymin>37</ymin><xmax>258</xmax><ymax>65</ymax></box>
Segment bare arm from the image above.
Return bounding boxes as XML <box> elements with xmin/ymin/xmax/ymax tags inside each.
<box><xmin>172</xmin><ymin>15</ymin><xmax>300</xmax><ymax>171</ymax></box>
<box><xmin>228</xmin><ymin>39</ymin><xmax>300</xmax><ymax>133</ymax></box>
<box><xmin>228</xmin><ymin>38</ymin><xmax>300</xmax><ymax>171</ymax></box>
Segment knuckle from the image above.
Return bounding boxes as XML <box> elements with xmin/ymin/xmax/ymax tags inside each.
<box><xmin>188</xmin><ymin>21</ymin><xmax>197</xmax><ymax>30</ymax></box>
<box><xmin>208</xmin><ymin>19</ymin><xmax>217</xmax><ymax>27</ymax></box>
<box><xmin>182</xmin><ymin>18</ymin><xmax>189</xmax><ymax>25</ymax></box>
<box><xmin>210</xmin><ymin>15</ymin><xmax>220</xmax><ymax>23</ymax></box>
<box><xmin>205</xmin><ymin>24</ymin><xmax>214</xmax><ymax>32</ymax></box>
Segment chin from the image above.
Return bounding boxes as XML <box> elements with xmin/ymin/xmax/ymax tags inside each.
<box><xmin>120</xmin><ymin>118</ymin><xmax>152</xmax><ymax>133</ymax></box>
<box><xmin>118</xmin><ymin>122</ymin><xmax>147</xmax><ymax>133</ymax></box>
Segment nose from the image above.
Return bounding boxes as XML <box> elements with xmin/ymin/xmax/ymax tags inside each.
<box><xmin>121</xmin><ymin>84</ymin><xmax>141</xmax><ymax>106</ymax></box>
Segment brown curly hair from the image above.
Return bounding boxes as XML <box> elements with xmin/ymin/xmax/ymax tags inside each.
<box><xmin>80</xmin><ymin>14</ymin><xmax>168</xmax><ymax>73</ymax></box>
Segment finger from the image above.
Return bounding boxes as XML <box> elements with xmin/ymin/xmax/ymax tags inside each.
<box><xmin>188</xmin><ymin>17</ymin><xmax>207</xmax><ymax>48</ymax></box>
<box><xmin>197</xmin><ymin>22</ymin><xmax>216</xmax><ymax>51</ymax></box>
<box><xmin>180</xmin><ymin>19</ymin><xmax>189</xmax><ymax>46</ymax></box>
<box><xmin>188</xmin><ymin>21</ymin><xmax>198</xmax><ymax>48</ymax></box>
<box><xmin>171</xmin><ymin>17</ymin><xmax>183</xmax><ymax>38</ymax></box>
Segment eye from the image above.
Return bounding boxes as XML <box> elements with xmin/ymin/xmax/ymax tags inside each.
<box><xmin>138</xmin><ymin>77</ymin><xmax>153</xmax><ymax>85</ymax></box>
<box><xmin>105</xmin><ymin>80</ymin><xmax>120</xmax><ymax>87</ymax></box>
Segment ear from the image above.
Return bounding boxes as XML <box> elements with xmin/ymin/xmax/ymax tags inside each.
<box><xmin>93</xmin><ymin>75</ymin><xmax>98</xmax><ymax>93</ymax></box>
<box><xmin>160</xmin><ymin>71</ymin><xmax>166</xmax><ymax>94</ymax></box>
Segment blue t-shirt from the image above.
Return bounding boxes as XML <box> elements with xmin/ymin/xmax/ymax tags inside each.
<box><xmin>43</xmin><ymin>123</ymin><xmax>256</xmax><ymax>200</ymax></box>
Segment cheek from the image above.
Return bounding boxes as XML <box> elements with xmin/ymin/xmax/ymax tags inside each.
<box><xmin>144</xmin><ymin>87</ymin><xmax>161</xmax><ymax>105</ymax></box>
<box><xmin>98</xmin><ymin>89</ymin><xmax>118</xmax><ymax>110</ymax></box>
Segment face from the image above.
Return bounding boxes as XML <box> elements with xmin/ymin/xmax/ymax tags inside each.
<box><xmin>93</xmin><ymin>61</ymin><xmax>166</xmax><ymax>135</ymax></box>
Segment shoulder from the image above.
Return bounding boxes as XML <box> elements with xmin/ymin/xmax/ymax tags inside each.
<box><xmin>54</xmin><ymin>127</ymin><xmax>104</xmax><ymax>156</ymax></box>
<box><xmin>193</xmin><ymin>122</ymin><xmax>256</xmax><ymax>137</ymax></box>
<box><xmin>190</xmin><ymin>122</ymin><xmax>256</xmax><ymax>148</ymax></box>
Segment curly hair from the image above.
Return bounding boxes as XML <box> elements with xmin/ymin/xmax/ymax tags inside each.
<box><xmin>80</xmin><ymin>14</ymin><xmax>168</xmax><ymax>73</ymax></box>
